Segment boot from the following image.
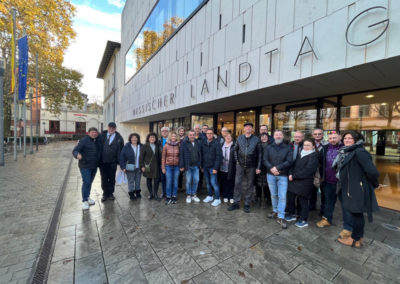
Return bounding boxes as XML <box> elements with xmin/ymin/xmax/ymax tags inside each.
<box><xmin>136</xmin><ymin>191</ymin><xmax>141</xmax><ymax>198</ymax></box>
<box><xmin>338</xmin><ymin>229</ymin><xmax>352</xmax><ymax>239</ymax></box>
<box><xmin>128</xmin><ymin>192</ymin><xmax>136</xmax><ymax>200</ymax></box>
<box><xmin>337</xmin><ymin>237</ymin><xmax>361</xmax><ymax>248</ymax></box>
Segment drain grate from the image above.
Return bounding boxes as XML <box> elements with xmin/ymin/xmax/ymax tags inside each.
<box><xmin>30</xmin><ymin>157</ymin><xmax>73</xmax><ymax>284</ymax></box>
<box><xmin>382</xmin><ymin>223</ymin><xmax>400</xmax><ymax>232</ymax></box>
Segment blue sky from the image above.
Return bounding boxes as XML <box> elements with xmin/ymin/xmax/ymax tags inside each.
<box><xmin>63</xmin><ymin>0</ymin><xmax>125</xmax><ymax>103</ymax></box>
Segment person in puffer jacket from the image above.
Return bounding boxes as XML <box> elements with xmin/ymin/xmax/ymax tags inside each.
<box><xmin>161</xmin><ymin>132</ymin><xmax>180</xmax><ymax>204</ymax></box>
<box><xmin>228</xmin><ymin>122</ymin><xmax>262</xmax><ymax>213</ymax></box>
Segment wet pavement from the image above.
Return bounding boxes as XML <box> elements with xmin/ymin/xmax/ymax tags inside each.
<box><xmin>48</xmin><ymin>157</ymin><xmax>400</xmax><ymax>284</ymax></box>
<box><xmin>1</xmin><ymin>142</ymin><xmax>399</xmax><ymax>284</ymax></box>
<box><xmin>0</xmin><ymin>142</ymin><xmax>73</xmax><ymax>284</ymax></box>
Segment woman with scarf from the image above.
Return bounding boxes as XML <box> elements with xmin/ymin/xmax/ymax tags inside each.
<box><xmin>162</xmin><ymin>131</ymin><xmax>181</xmax><ymax>204</ymax></box>
<box><xmin>219</xmin><ymin>132</ymin><xmax>235</xmax><ymax>203</ymax></box>
<box><xmin>286</xmin><ymin>138</ymin><xmax>319</xmax><ymax>228</ymax></box>
<box><xmin>333</xmin><ymin>131</ymin><xmax>380</xmax><ymax>248</ymax></box>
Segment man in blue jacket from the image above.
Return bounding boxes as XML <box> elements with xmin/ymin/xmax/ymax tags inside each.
<box><xmin>72</xmin><ymin>127</ymin><xmax>101</xmax><ymax>210</ymax></box>
<box><xmin>201</xmin><ymin>128</ymin><xmax>222</xmax><ymax>206</ymax></box>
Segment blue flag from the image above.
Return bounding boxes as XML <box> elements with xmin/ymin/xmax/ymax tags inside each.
<box><xmin>18</xmin><ymin>35</ymin><xmax>28</xmax><ymax>100</ymax></box>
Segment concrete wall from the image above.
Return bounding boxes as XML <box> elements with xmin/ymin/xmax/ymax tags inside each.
<box><xmin>117</xmin><ymin>0</ymin><xmax>400</xmax><ymax>126</ymax></box>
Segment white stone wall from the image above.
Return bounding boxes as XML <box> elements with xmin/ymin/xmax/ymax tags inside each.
<box><xmin>118</xmin><ymin>0</ymin><xmax>400</xmax><ymax>124</ymax></box>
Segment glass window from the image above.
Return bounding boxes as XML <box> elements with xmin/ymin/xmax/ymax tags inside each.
<box><xmin>191</xmin><ymin>114</ymin><xmax>214</xmax><ymax>130</ymax></box>
<box><xmin>259</xmin><ymin>106</ymin><xmax>272</xmax><ymax>134</ymax></box>
<box><xmin>217</xmin><ymin>112</ymin><xmax>234</xmax><ymax>135</ymax></box>
<box><xmin>274</xmin><ymin>101</ymin><xmax>317</xmax><ymax>141</ymax></box>
<box><xmin>125</xmin><ymin>0</ymin><xmax>206</xmax><ymax>82</ymax></box>
<box><xmin>235</xmin><ymin>110</ymin><xmax>256</xmax><ymax>137</ymax></box>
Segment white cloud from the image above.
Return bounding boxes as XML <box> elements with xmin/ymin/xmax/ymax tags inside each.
<box><xmin>63</xmin><ymin>4</ymin><xmax>121</xmax><ymax>103</ymax></box>
<box><xmin>108</xmin><ymin>0</ymin><xmax>125</xmax><ymax>9</ymax></box>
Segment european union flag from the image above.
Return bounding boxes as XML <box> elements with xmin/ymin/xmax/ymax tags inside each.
<box><xmin>18</xmin><ymin>35</ymin><xmax>28</xmax><ymax>101</ymax></box>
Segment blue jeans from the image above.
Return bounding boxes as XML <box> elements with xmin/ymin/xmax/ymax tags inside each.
<box><xmin>165</xmin><ymin>165</ymin><xmax>180</xmax><ymax>198</ymax></box>
<box><xmin>185</xmin><ymin>166</ymin><xmax>199</xmax><ymax>196</ymax></box>
<box><xmin>322</xmin><ymin>182</ymin><xmax>337</xmax><ymax>223</ymax></box>
<box><xmin>267</xmin><ymin>174</ymin><xmax>288</xmax><ymax>219</ymax></box>
<box><xmin>204</xmin><ymin>168</ymin><xmax>220</xmax><ymax>199</ymax></box>
<box><xmin>338</xmin><ymin>192</ymin><xmax>353</xmax><ymax>231</ymax></box>
<box><xmin>80</xmin><ymin>168</ymin><xmax>97</xmax><ymax>202</ymax></box>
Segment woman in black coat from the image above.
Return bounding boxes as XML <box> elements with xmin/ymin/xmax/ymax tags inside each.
<box><xmin>333</xmin><ymin>131</ymin><xmax>379</xmax><ymax>248</ymax></box>
<box><xmin>139</xmin><ymin>132</ymin><xmax>162</xmax><ymax>200</ymax></box>
<box><xmin>286</xmin><ymin>138</ymin><xmax>319</xmax><ymax>228</ymax></box>
<box><xmin>218</xmin><ymin>132</ymin><xmax>236</xmax><ymax>203</ymax></box>
<box><xmin>256</xmin><ymin>133</ymin><xmax>271</xmax><ymax>207</ymax></box>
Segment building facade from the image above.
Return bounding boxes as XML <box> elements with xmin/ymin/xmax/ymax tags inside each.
<box><xmin>99</xmin><ymin>0</ymin><xmax>400</xmax><ymax>210</ymax></box>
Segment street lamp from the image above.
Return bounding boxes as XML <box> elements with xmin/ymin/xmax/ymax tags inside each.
<box><xmin>0</xmin><ymin>58</ymin><xmax>5</xmax><ymax>166</ymax></box>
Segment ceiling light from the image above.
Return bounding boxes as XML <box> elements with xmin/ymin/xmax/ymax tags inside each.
<box><xmin>381</xmin><ymin>102</ymin><xmax>387</xmax><ymax>106</ymax></box>
<box><xmin>365</xmin><ymin>94</ymin><xmax>374</xmax><ymax>99</ymax></box>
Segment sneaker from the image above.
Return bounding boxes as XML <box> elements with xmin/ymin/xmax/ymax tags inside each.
<box><xmin>82</xmin><ymin>201</ymin><xmax>89</xmax><ymax>210</ymax></box>
<box><xmin>277</xmin><ymin>218</ymin><xmax>287</xmax><ymax>229</ymax></box>
<box><xmin>227</xmin><ymin>203</ymin><xmax>240</xmax><ymax>211</ymax></box>
<box><xmin>172</xmin><ymin>197</ymin><xmax>177</xmax><ymax>204</ymax></box>
<box><xmin>88</xmin><ymin>198</ymin><xmax>95</xmax><ymax>206</ymax></box>
<box><xmin>186</xmin><ymin>195</ymin><xmax>192</xmax><ymax>203</ymax></box>
<box><xmin>101</xmin><ymin>195</ymin><xmax>108</xmax><ymax>202</ymax></box>
<box><xmin>165</xmin><ymin>198</ymin><xmax>172</xmax><ymax>205</ymax></box>
<box><xmin>211</xmin><ymin>199</ymin><xmax>221</xmax><ymax>207</ymax></box>
<box><xmin>284</xmin><ymin>215</ymin><xmax>297</xmax><ymax>222</ymax></box>
<box><xmin>223</xmin><ymin>198</ymin><xmax>228</xmax><ymax>203</ymax></box>
<box><xmin>243</xmin><ymin>205</ymin><xmax>250</xmax><ymax>213</ymax></box>
<box><xmin>316</xmin><ymin>218</ymin><xmax>331</xmax><ymax>228</ymax></box>
<box><xmin>203</xmin><ymin>196</ymin><xmax>214</xmax><ymax>203</ymax></box>
<box><xmin>295</xmin><ymin>220</ymin><xmax>308</xmax><ymax>228</ymax></box>
<box><xmin>192</xmin><ymin>195</ymin><xmax>200</xmax><ymax>203</ymax></box>
<box><xmin>268</xmin><ymin>212</ymin><xmax>278</xmax><ymax>219</ymax></box>
<box><xmin>229</xmin><ymin>199</ymin><xmax>234</xmax><ymax>204</ymax></box>
<box><xmin>108</xmin><ymin>194</ymin><xmax>115</xmax><ymax>201</ymax></box>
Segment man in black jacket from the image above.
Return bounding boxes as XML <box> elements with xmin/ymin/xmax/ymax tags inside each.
<box><xmin>201</xmin><ymin>129</ymin><xmax>222</xmax><ymax>207</ymax></box>
<box><xmin>99</xmin><ymin>122</ymin><xmax>124</xmax><ymax>201</ymax></box>
<box><xmin>263</xmin><ymin>130</ymin><xmax>293</xmax><ymax>228</ymax></box>
<box><xmin>72</xmin><ymin>127</ymin><xmax>101</xmax><ymax>210</ymax></box>
<box><xmin>228</xmin><ymin>122</ymin><xmax>262</xmax><ymax>213</ymax></box>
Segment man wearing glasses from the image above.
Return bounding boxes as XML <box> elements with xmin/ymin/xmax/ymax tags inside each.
<box><xmin>310</xmin><ymin>128</ymin><xmax>328</xmax><ymax>213</ymax></box>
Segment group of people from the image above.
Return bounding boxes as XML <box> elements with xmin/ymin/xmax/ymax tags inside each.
<box><xmin>73</xmin><ymin>121</ymin><xmax>380</xmax><ymax>249</ymax></box>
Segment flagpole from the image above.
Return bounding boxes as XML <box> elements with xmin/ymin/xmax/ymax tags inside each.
<box><xmin>0</xmin><ymin>58</ymin><xmax>5</xmax><ymax>166</ymax></box>
<box><xmin>12</xmin><ymin>8</ymin><xmax>17</xmax><ymax>161</ymax></box>
<box><xmin>35</xmin><ymin>53</ymin><xmax>39</xmax><ymax>151</ymax></box>
<box><xmin>29</xmin><ymin>87</ymin><xmax>33</xmax><ymax>154</ymax></box>
<box><xmin>23</xmin><ymin>98</ymin><xmax>26</xmax><ymax>157</ymax></box>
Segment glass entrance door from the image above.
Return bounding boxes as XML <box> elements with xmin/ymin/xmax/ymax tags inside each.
<box><xmin>235</xmin><ymin>109</ymin><xmax>256</xmax><ymax>137</ymax></box>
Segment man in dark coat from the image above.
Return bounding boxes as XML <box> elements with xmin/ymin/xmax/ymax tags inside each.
<box><xmin>263</xmin><ymin>130</ymin><xmax>293</xmax><ymax>229</ymax></box>
<box><xmin>72</xmin><ymin>127</ymin><xmax>101</xmax><ymax>210</ymax></box>
<box><xmin>259</xmin><ymin>125</ymin><xmax>274</xmax><ymax>144</ymax></box>
<box><xmin>179</xmin><ymin>130</ymin><xmax>202</xmax><ymax>203</ymax></box>
<box><xmin>201</xmin><ymin>128</ymin><xmax>222</xmax><ymax>206</ymax></box>
<box><xmin>98</xmin><ymin>122</ymin><xmax>124</xmax><ymax>201</ymax></box>
<box><xmin>228</xmin><ymin>122</ymin><xmax>262</xmax><ymax>213</ymax></box>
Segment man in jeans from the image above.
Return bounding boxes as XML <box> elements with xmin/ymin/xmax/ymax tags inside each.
<box><xmin>316</xmin><ymin>132</ymin><xmax>352</xmax><ymax>235</ymax></box>
<box><xmin>158</xmin><ymin>126</ymin><xmax>169</xmax><ymax>198</ymax></box>
<box><xmin>99</xmin><ymin>122</ymin><xmax>124</xmax><ymax>201</ymax></box>
<box><xmin>73</xmin><ymin>127</ymin><xmax>101</xmax><ymax>210</ymax></box>
<box><xmin>228</xmin><ymin>122</ymin><xmax>262</xmax><ymax>213</ymax></box>
<box><xmin>263</xmin><ymin>130</ymin><xmax>293</xmax><ymax>228</ymax></box>
<box><xmin>180</xmin><ymin>130</ymin><xmax>202</xmax><ymax>203</ymax></box>
<box><xmin>201</xmin><ymin>129</ymin><xmax>222</xmax><ymax>207</ymax></box>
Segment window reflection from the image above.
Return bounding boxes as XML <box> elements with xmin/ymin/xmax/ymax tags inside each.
<box><xmin>125</xmin><ymin>0</ymin><xmax>206</xmax><ymax>82</ymax></box>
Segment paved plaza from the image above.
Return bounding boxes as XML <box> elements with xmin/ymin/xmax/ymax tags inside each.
<box><xmin>0</xmin><ymin>142</ymin><xmax>399</xmax><ymax>283</ymax></box>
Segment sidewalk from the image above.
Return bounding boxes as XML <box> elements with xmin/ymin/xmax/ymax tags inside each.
<box><xmin>48</xmin><ymin>159</ymin><xmax>400</xmax><ymax>284</ymax></box>
<box><xmin>0</xmin><ymin>142</ymin><xmax>74</xmax><ymax>284</ymax></box>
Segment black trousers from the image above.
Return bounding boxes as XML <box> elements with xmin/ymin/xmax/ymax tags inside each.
<box><xmin>219</xmin><ymin>172</ymin><xmax>235</xmax><ymax>199</ymax></box>
<box><xmin>351</xmin><ymin>213</ymin><xmax>365</xmax><ymax>241</ymax></box>
<box><xmin>146</xmin><ymin>178</ymin><xmax>160</xmax><ymax>197</ymax></box>
<box><xmin>287</xmin><ymin>191</ymin><xmax>309</xmax><ymax>221</ymax></box>
<box><xmin>99</xmin><ymin>163</ymin><xmax>117</xmax><ymax>197</ymax></box>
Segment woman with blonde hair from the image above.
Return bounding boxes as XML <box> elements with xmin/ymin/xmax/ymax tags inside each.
<box><xmin>161</xmin><ymin>131</ymin><xmax>181</xmax><ymax>204</ymax></box>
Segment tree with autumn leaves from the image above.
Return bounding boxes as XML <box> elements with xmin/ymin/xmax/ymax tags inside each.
<box><xmin>0</xmin><ymin>0</ymin><xmax>83</xmax><ymax>136</ymax></box>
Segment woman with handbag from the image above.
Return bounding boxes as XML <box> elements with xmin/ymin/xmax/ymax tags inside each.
<box><xmin>161</xmin><ymin>131</ymin><xmax>180</xmax><ymax>204</ymax></box>
<box><xmin>286</xmin><ymin>138</ymin><xmax>319</xmax><ymax>228</ymax></box>
<box><xmin>119</xmin><ymin>133</ymin><xmax>142</xmax><ymax>200</ymax></box>
<box><xmin>140</xmin><ymin>132</ymin><xmax>162</xmax><ymax>201</ymax></box>
<box><xmin>333</xmin><ymin>131</ymin><xmax>380</xmax><ymax>248</ymax></box>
